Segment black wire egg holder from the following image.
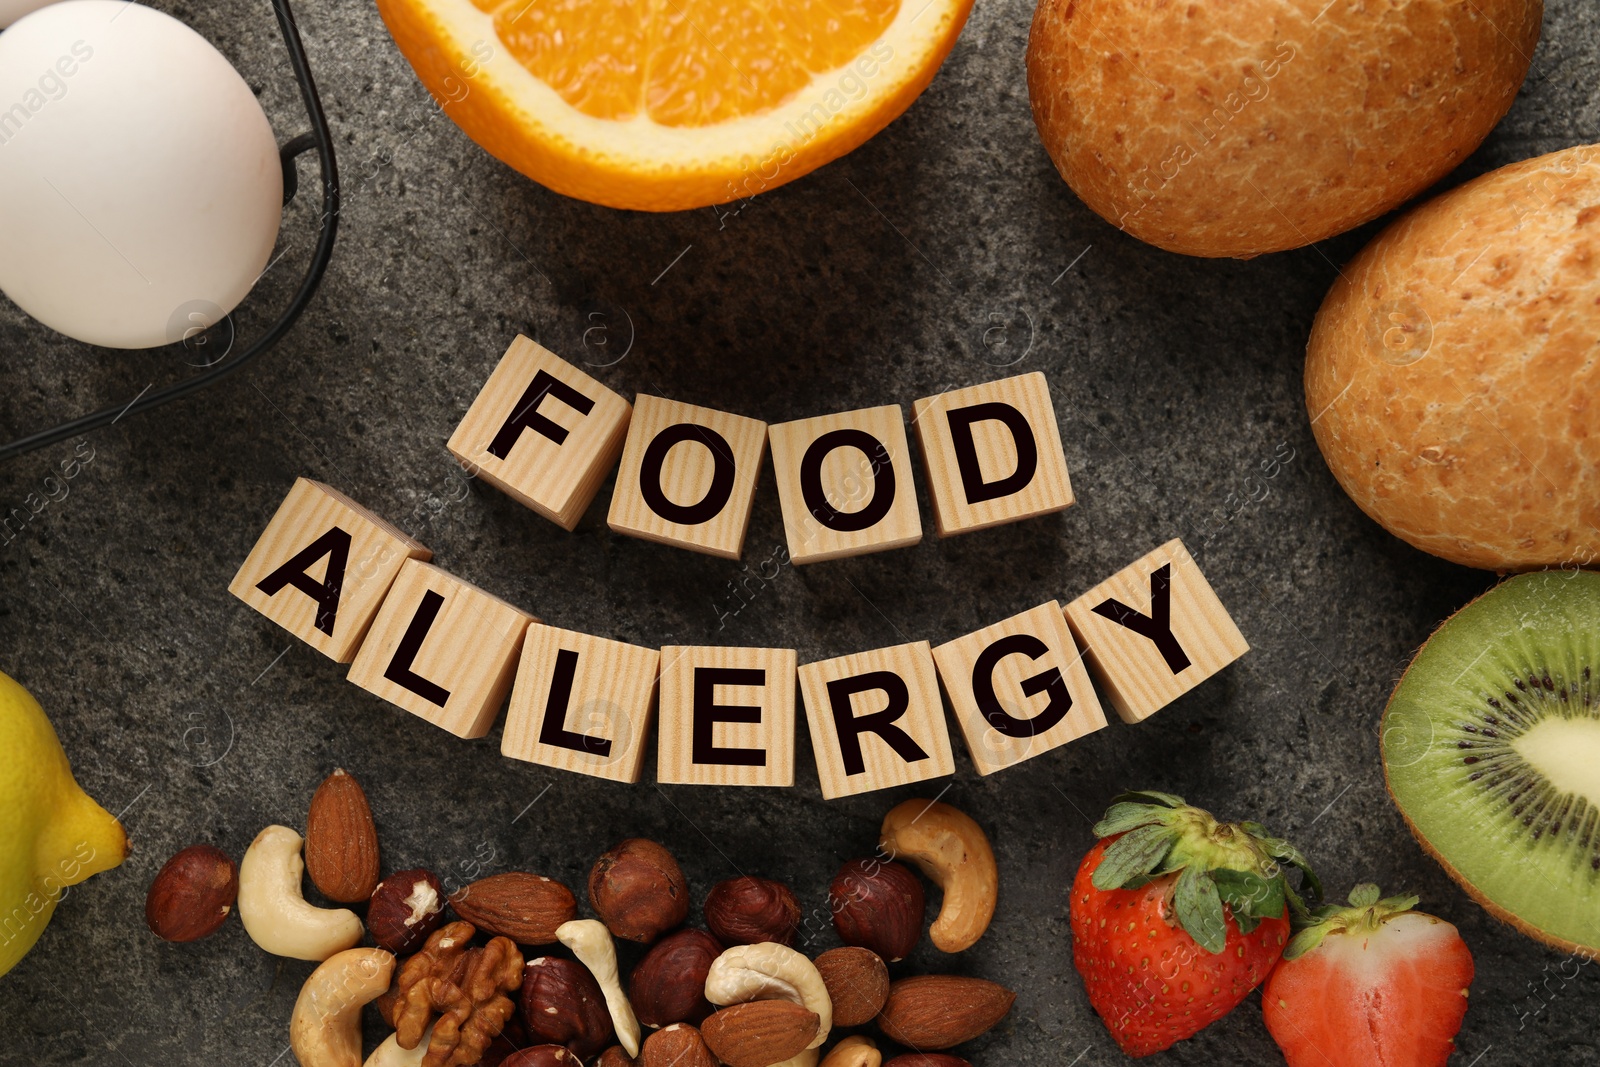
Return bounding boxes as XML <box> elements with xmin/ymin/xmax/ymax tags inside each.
<box><xmin>0</xmin><ymin>0</ymin><xmax>339</xmax><ymax>461</ymax></box>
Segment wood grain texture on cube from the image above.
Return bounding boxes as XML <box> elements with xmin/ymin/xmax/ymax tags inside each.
<box><xmin>1063</xmin><ymin>539</ymin><xmax>1248</xmax><ymax>724</ymax></box>
<box><xmin>798</xmin><ymin>641</ymin><xmax>954</xmax><ymax>800</ymax></box>
<box><xmin>347</xmin><ymin>559</ymin><xmax>534</xmax><ymax>738</ymax></box>
<box><xmin>913</xmin><ymin>372</ymin><xmax>1074</xmax><ymax>536</ymax></box>
<box><xmin>657</xmin><ymin>646</ymin><xmax>797</xmax><ymax>787</ymax></box>
<box><xmin>446</xmin><ymin>335</ymin><xmax>632</xmax><ymax>530</ymax></box>
<box><xmin>606</xmin><ymin>395</ymin><xmax>768</xmax><ymax>560</ymax></box>
<box><xmin>768</xmin><ymin>404</ymin><xmax>922</xmax><ymax>564</ymax></box>
<box><xmin>932</xmin><ymin>601</ymin><xmax>1107</xmax><ymax>775</ymax></box>
<box><xmin>503</xmin><ymin>624</ymin><xmax>659</xmax><ymax>783</ymax></box>
<box><xmin>229</xmin><ymin>477</ymin><xmax>430</xmax><ymax>663</ymax></box>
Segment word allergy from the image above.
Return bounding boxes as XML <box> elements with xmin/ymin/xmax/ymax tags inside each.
<box><xmin>231</xmin><ymin>337</ymin><xmax>1249</xmax><ymax>798</ymax></box>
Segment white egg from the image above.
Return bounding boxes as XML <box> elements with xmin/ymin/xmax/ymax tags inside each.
<box><xmin>0</xmin><ymin>1</ymin><xmax>282</xmax><ymax>349</ymax></box>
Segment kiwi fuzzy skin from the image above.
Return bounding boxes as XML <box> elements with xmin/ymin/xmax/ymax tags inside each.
<box><xmin>1382</xmin><ymin>570</ymin><xmax>1600</xmax><ymax>955</ymax></box>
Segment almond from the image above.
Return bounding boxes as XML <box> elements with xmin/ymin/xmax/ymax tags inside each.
<box><xmin>813</xmin><ymin>946</ymin><xmax>890</xmax><ymax>1027</ymax></box>
<box><xmin>700</xmin><ymin>1000</ymin><xmax>819</xmax><ymax>1067</ymax></box>
<box><xmin>875</xmin><ymin>974</ymin><xmax>1015</xmax><ymax>1050</ymax></box>
<box><xmin>451</xmin><ymin>872</ymin><xmax>578</xmax><ymax>945</ymax></box>
<box><xmin>304</xmin><ymin>767</ymin><xmax>380</xmax><ymax>903</ymax></box>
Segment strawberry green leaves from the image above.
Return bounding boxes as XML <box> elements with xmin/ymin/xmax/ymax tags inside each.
<box><xmin>1211</xmin><ymin>869</ymin><xmax>1286</xmax><ymax>935</ymax></box>
<box><xmin>1283</xmin><ymin>883</ymin><xmax>1424</xmax><ymax>960</ymax></box>
<box><xmin>1088</xmin><ymin>790</ymin><xmax>1322</xmax><ymax>954</ymax></box>
<box><xmin>1251</xmin><ymin>833</ymin><xmax>1323</xmax><ymax>912</ymax></box>
<box><xmin>1174</xmin><ymin>865</ymin><xmax>1229</xmax><ymax>953</ymax></box>
<box><xmin>1090</xmin><ymin>823</ymin><xmax>1182</xmax><ymax>891</ymax></box>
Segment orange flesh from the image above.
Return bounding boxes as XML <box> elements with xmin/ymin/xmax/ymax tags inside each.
<box><xmin>487</xmin><ymin>0</ymin><xmax>900</xmax><ymax>124</ymax></box>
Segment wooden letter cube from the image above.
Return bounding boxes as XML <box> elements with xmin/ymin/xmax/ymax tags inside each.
<box><xmin>607</xmin><ymin>395</ymin><xmax>768</xmax><ymax>560</ymax></box>
<box><xmin>503</xmin><ymin>624</ymin><xmax>660</xmax><ymax>783</ymax></box>
<box><xmin>799</xmin><ymin>641</ymin><xmax>954</xmax><ymax>800</ymax></box>
<box><xmin>913</xmin><ymin>372</ymin><xmax>1074</xmax><ymax>536</ymax></box>
<box><xmin>768</xmin><ymin>404</ymin><xmax>922</xmax><ymax>564</ymax></box>
<box><xmin>657</xmin><ymin>646</ymin><xmax>797</xmax><ymax>787</ymax></box>
<box><xmin>229</xmin><ymin>478</ymin><xmax>430</xmax><ymax>662</ymax></box>
<box><xmin>447</xmin><ymin>335</ymin><xmax>633</xmax><ymax>530</ymax></box>
<box><xmin>1063</xmin><ymin>539</ymin><xmax>1249</xmax><ymax>723</ymax></box>
<box><xmin>347</xmin><ymin>559</ymin><xmax>534</xmax><ymax>738</ymax></box>
<box><xmin>932</xmin><ymin>601</ymin><xmax>1107</xmax><ymax>775</ymax></box>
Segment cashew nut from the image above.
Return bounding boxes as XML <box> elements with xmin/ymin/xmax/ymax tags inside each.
<box><xmin>362</xmin><ymin>1026</ymin><xmax>432</xmax><ymax>1067</ymax></box>
<box><xmin>290</xmin><ymin>947</ymin><xmax>395</xmax><ymax>1067</ymax></box>
<box><xmin>704</xmin><ymin>942</ymin><xmax>832</xmax><ymax>1049</ymax></box>
<box><xmin>556</xmin><ymin>918</ymin><xmax>642</xmax><ymax>1057</ymax></box>
<box><xmin>819</xmin><ymin>1036</ymin><xmax>880</xmax><ymax>1067</ymax></box>
<box><xmin>239</xmin><ymin>825</ymin><xmax>365</xmax><ymax>960</ymax></box>
<box><xmin>879</xmin><ymin>799</ymin><xmax>998</xmax><ymax>953</ymax></box>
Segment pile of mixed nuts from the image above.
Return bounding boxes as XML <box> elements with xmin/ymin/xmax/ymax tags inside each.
<box><xmin>144</xmin><ymin>770</ymin><xmax>1014</xmax><ymax>1067</ymax></box>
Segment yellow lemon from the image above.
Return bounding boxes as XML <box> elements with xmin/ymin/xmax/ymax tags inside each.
<box><xmin>0</xmin><ymin>670</ymin><xmax>128</xmax><ymax>979</ymax></box>
<box><xmin>376</xmin><ymin>0</ymin><xmax>975</xmax><ymax>210</ymax></box>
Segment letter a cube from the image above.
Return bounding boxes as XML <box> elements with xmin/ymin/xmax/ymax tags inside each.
<box><xmin>229</xmin><ymin>478</ymin><xmax>430</xmax><ymax>662</ymax></box>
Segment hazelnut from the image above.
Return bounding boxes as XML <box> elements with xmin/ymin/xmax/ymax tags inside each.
<box><xmin>595</xmin><ymin>1047</ymin><xmax>640</xmax><ymax>1067</ymax></box>
<box><xmin>629</xmin><ymin>927</ymin><xmax>722</xmax><ymax>1028</ymax></box>
<box><xmin>813</xmin><ymin>946</ymin><xmax>890</xmax><ymax>1026</ymax></box>
<box><xmin>500</xmin><ymin>1046</ymin><xmax>583</xmax><ymax>1067</ymax></box>
<box><xmin>703</xmin><ymin>876</ymin><xmax>801</xmax><ymax>947</ymax></box>
<box><xmin>587</xmin><ymin>838</ymin><xmax>689</xmax><ymax>944</ymax></box>
<box><xmin>640</xmin><ymin>1024</ymin><xmax>716</xmax><ymax>1067</ymax></box>
<box><xmin>145</xmin><ymin>844</ymin><xmax>238</xmax><ymax>942</ymax></box>
<box><xmin>520</xmin><ymin>955</ymin><xmax>615</xmax><ymax>1058</ymax></box>
<box><xmin>490</xmin><ymin>1017</ymin><xmax>532</xmax><ymax>1058</ymax></box>
<box><xmin>828</xmin><ymin>859</ymin><xmax>924</xmax><ymax>962</ymax></box>
<box><xmin>366</xmin><ymin>868</ymin><xmax>445</xmax><ymax>955</ymax></box>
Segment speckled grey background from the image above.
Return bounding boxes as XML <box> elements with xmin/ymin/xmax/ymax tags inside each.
<box><xmin>1</xmin><ymin>0</ymin><xmax>1597</xmax><ymax>1063</ymax></box>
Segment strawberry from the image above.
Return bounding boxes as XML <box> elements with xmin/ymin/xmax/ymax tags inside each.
<box><xmin>1263</xmin><ymin>884</ymin><xmax>1474</xmax><ymax>1067</ymax></box>
<box><xmin>1069</xmin><ymin>791</ymin><xmax>1320</xmax><ymax>1058</ymax></box>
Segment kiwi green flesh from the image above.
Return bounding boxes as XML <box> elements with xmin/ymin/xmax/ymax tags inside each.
<box><xmin>1383</xmin><ymin>570</ymin><xmax>1600</xmax><ymax>954</ymax></box>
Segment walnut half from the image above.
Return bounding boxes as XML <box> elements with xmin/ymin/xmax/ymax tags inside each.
<box><xmin>391</xmin><ymin>920</ymin><xmax>524</xmax><ymax>1067</ymax></box>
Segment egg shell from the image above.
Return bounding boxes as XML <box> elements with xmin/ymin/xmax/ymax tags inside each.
<box><xmin>1025</xmin><ymin>0</ymin><xmax>1541</xmax><ymax>258</ymax></box>
<box><xmin>0</xmin><ymin>0</ymin><xmax>60</xmax><ymax>30</ymax></box>
<box><xmin>0</xmin><ymin>0</ymin><xmax>282</xmax><ymax>349</ymax></box>
<box><xmin>1305</xmin><ymin>143</ymin><xmax>1600</xmax><ymax>572</ymax></box>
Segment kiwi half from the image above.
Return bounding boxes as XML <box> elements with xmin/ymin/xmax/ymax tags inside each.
<box><xmin>1383</xmin><ymin>569</ymin><xmax>1600</xmax><ymax>954</ymax></box>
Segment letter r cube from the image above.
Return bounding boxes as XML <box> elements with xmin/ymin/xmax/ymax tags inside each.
<box><xmin>799</xmin><ymin>641</ymin><xmax>954</xmax><ymax>799</ymax></box>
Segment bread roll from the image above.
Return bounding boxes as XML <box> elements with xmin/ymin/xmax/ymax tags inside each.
<box><xmin>1026</xmin><ymin>0</ymin><xmax>1541</xmax><ymax>258</ymax></box>
<box><xmin>1305</xmin><ymin>144</ymin><xmax>1600</xmax><ymax>571</ymax></box>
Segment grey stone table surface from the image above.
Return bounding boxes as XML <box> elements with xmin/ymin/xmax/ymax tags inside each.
<box><xmin>1</xmin><ymin>0</ymin><xmax>1596</xmax><ymax>1063</ymax></box>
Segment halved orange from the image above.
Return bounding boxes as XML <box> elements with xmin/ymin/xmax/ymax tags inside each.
<box><xmin>375</xmin><ymin>0</ymin><xmax>974</xmax><ymax>210</ymax></box>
